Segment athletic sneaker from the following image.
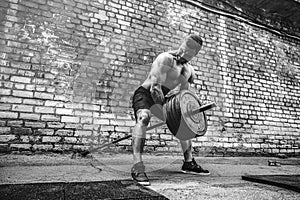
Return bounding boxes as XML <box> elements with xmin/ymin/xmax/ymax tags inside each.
<box><xmin>181</xmin><ymin>158</ymin><xmax>210</xmax><ymax>175</ymax></box>
<box><xmin>131</xmin><ymin>161</ymin><xmax>150</xmax><ymax>186</ymax></box>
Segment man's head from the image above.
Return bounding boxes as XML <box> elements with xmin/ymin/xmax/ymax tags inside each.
<box><xmin>177</xmin><ymin>34</ymin><xmax>203</xmax><ymax>64</ymax></box>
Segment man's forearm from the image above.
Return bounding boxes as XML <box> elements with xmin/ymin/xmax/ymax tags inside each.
<box><xmin>150</xmin><ymin>83</ymin><xmax>165</xmax><ymax>105</ymax></box>
<box><xmin>180</xmin><ymin>82</ymin><xmax>190</xmax><ymax>91</ymax></box>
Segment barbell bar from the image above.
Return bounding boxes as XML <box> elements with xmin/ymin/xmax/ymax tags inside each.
<box><xmin>78</xmin><ymin>102</ymin><xmax>216</xmax><ymax>156</ymax></box>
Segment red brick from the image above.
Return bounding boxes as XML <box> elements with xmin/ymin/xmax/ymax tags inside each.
<box><xmin>56</xmin><ymin>108</ymin><xmax>74</xmax><ymax>115</ymax></box>
<box><xmin>12</xmin><ymin>105</ymin><xmax>33</xmax><ymax>112</ymax></box>
<box><xmin>61</xmin><ymin>116</ymin><xmax>80</xmax><ymax>123</ymax></box>
<box><xmin>0</xmin><ymin>111</ymin><xmax>18</xmax><ymax>119</ymax></box>
<box><xmin>1</xmin><ymin>96</ymin><xmax>22</xmax><ymax>104</ymax></box>
<box><xmin>19</xmin><ymin>113</ymin><xmax>40</xmax><ymax>121</ymax></box>
<box><xmin>10</xmin><ymin>144</ymin><xmax>32</xmax><ymax>150</ymax></box>
<box><xmin>55</xmin><ymin>130</ymin><xmax>74</xmax><ymax>136</ymax></box>
<box><xmin>32</xmin><ymin>144</ymin><xmax>53</xmax><ymax>151</ymax></box>
<box><xmin>12</xmin><ymin>90</ymin><xmax>33</xmax><ymax>98</ymax></box>
<box><xmin>34</xmin><ymin>92</ymin><xmax>54</xmax><ymax>100</ymax></box>
<box><xmin>41</xmin><ymin>114</ymin><xmax>60</xmax><ymax>121</ymax></box>
<box><xmin>47</xmin><ymin>122</ymin><xmax>65</xmax><ymax>129</ymax></box>
<box><xmin>0</xmin><ymin>88</ymin><xmax>11</xmax><ymax>95</ymax></box>
<box><xmin>25</xmin><ymin>121</ymin><xmax>46</xmax><ymax>128</ymax></box>
<box><xmin>10</xmin><ymin>76</ymin><xmax>31</xmax><ymax>84</ymax></box>
<box><xmin>74</xmin><ymin>130</ymin><xmax>92</xmax><ymax>137</ymax></box>
<box><xmin>7</xmin><ymin>120</ymin><xmax>23</xmax><ymax>127</ymax></box>
<box><xmin>0</xmin><ymin>103</ymin><xmax>11</xmax><ymax>110</ymax></box>
<box><xmin>0</xmin><ymin>127</ymin><xmax>11</xmax><ymax>134</ymax></box>
<box><xmin>35</xmin><ymin>129</ymin><xmax>54</xmax><ymax>136</ymax></box>
<box><xmin>64</xmin><ymin>137</ymin><xmax>78</xmax><ymax>144</ymax></box>
<box><xmin>35</xmin><ymin>106</ymin><xmax>55</xmax><ymax>114</ymax></box>
<box><xmin>42</xmin><ymin>136</ymin><xmax>61</xmax><ymax>143</ymax></box>
<box><xmin>23</xmin><ymin>99</ymin><xmax>44</xmax><ymax>105</ymax></box>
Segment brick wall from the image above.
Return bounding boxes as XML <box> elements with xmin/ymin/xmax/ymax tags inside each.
<box><xmin>0</xmin><ymin>0</ymin><xmax>299</xmax><ymax>156</ymax></box>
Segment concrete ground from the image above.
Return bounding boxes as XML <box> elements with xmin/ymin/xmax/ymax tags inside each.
<box><xmin>0</xmin><ymin>153</ymin><xmax>300</xmax><ymax>200</ymax></box>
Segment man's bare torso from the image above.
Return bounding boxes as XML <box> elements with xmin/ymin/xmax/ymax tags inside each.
<box><xmin>141</xmin><ymin>52</ymin><xmax>194</xmax><ymax>92</ymax></box>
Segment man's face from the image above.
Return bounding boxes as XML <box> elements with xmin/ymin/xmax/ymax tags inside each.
<box><xmin>178</xmin><ymin>38</ymin><xmax>202</xmax><ymax>63</ymax></box>
<box><xmin>179</xmin><ymin>47</ymin><xmax>198</xmax><ymax>63</ymax></box>
<box><xmin>177</xmin><ymin>57</ymin><xmax>188</xmax><ymax>65</ymax></box>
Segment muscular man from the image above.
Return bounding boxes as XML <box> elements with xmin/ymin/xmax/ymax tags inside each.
<box><xmin>131</xmin><ymin>34</ymin><xmax>210</xmax><ymax>186</ymax></box>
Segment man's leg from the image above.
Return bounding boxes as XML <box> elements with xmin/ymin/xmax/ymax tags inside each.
<box><xmin>180</xmin><ymin>139</ymin><xmax>193</xmax><ymax>162</ymax></box>
<box><xmin>180</xmin><ymin>139</ymin><xmax>210</xmax><ymax>175</ymax></box>
<box><xmin>132</xmin><ymin>109</ymin><xmax>150</xmax><ymax>163</ymax></box>
<box><xmin>131</xmin><ymin>109</ymin><xmax>151</xmax><ymax>185</ymax></box>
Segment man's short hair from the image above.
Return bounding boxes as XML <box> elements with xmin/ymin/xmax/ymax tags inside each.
<box><xmin>189</xmin><ymin>34</ymin><xmax>203</xmax><ymax>46</ymax></box>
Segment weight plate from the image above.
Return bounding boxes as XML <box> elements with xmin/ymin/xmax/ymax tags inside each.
<box><xmin>180</xmin><ymin>90</ymin><xmax>207</xmax><ymax>136</ymax></box>
<box><xmin>166</xmin><ymin>96</ymin><xmax>178</xmax><ymax>135</ymax></box>
<box><xmin>165</xmin><ymin>90</ymin><xmax>207</xmax><ymax>140</ymax></box>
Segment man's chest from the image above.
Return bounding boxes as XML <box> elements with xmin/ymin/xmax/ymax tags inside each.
<box><xmin>167</xmin><ymin>63</ymin><xmax>192</xmax><ymax>81</ymax></box>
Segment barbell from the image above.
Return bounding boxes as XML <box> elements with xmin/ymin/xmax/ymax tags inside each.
<box><xmin>164</xmin><ymin>90</ymin><xmax>216</xmax><ymax>140</ymax></box>
<box><xmin>77</xmin><ymin>90</ymin><xmax>216</xmax><ymax>156</ymax></box>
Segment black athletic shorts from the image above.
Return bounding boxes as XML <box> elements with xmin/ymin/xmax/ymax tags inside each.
<box><xmin>132</xmin><ymin>86</ymin><xmax>170</xmax><ymax>120</ymax></box>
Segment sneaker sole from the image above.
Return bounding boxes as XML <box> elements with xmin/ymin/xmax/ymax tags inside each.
<box><xmin>132</xmin><ymin>178</ymin><xmax>151</xmax><ymax>186</ymax></box>
<box><xmin>133</xmin><ymin>180</ymin><xmax>151</xmax><ymax>186</ymax></box>
<box><xmin>138</xmin><ymin>181</ymin><xmax>151</xmax><ymax>186</ymax></box>
<box><xmin>181</xmin><ymin>170</ymin><xmax>211</xmax><ymax>175</ymax></box>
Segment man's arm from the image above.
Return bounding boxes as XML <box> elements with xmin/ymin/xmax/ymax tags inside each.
<box><xmin>150</xmin><ymin>82</ymin><xmax>165</xmax><ymax>105</ymax></box>
<box><xmin>149</xmin><ymin>53</ymin><xmax>174</xmax><ymax>105</ymax></box>
<box><xmin>148</xmin><ymin>74</ymin><xmax>164</xmax><ymax>105</ymax></box>
<box><xmin>180</xmin><ymin>63</ymin><xmax>195</xmax><ymax>91</ymax></box>
<box><xmin>180</xmin><ymin>81</ymin><xmax>190</xmax><ymax>91</ymax></box>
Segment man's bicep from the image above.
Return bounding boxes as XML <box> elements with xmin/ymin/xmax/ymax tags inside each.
<box><xmin>180</xmin><ymin>82</ymin><xmax>190</xmax><ymax>90</ymax></box>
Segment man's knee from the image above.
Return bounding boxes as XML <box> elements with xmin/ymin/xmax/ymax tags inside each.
<box><xmin>136</xmin><ymin>109</ymin><xmax>151</xmax><ymax>126</ymax></box>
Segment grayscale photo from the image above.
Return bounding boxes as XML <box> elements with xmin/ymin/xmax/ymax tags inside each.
<box><xmin>0</xmin><ymin>0</ymin><xmax>299</xmax><ymax>199</ymax></box>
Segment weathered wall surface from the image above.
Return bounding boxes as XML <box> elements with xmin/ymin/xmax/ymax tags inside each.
<box><xmin>0</xmin><ymin>0</ymin><xmax>299</xmax><ymax>156</ymax></box>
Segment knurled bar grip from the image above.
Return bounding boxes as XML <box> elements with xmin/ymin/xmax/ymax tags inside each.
<box><xmin>188</xmin><ymin>102</ymin><xmax>217</xmax><ymax>116</ymax></box>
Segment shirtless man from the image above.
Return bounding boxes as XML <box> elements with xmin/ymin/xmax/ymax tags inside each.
<box><xmin>131</xmin><ymin>34</ymin><xmax>210</xmax><ymax>186</ymax></box>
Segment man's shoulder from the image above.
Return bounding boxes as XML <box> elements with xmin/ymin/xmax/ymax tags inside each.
<box><xmin>157</xmin><ymin>52</ymin><xmax>174</xmax><ymax>59</ymax></box>
<box><xmin>154</xmin><ymin>52</ymin><xmax>174</xmax><ymax>66</ymax></box>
